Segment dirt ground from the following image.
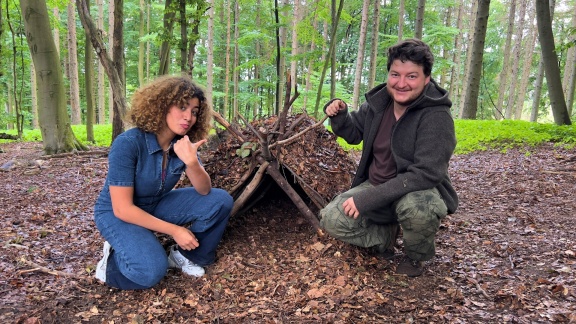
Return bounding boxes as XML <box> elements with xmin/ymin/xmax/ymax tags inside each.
<box><xmin>0</xmin><ymin>141</ymin><xmax>575</xmax><ymax>323</ymax></box>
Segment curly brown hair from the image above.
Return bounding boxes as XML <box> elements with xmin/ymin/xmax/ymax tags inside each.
<box><xmin>127</xmin><ymin>75</ymin><xmax>213</xmax><ymax>142</ymax></box>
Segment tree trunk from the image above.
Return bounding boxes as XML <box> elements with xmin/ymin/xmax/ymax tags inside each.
<box><xmin>77</xmin><ymin>0</ymin><xmax>127</xmax><ymax>138</ymax></box>
<box><xmin>138</xmin><ymin>0</ymin><xmax>145</xmax><ymax>86</ymax></box>
<box><xmin>290</xmin><ymin>0</ymin><xmax>300</xmax><ymax>114</ymax></box>
<box><xmin>458</xmin><ymin>0</ymin><xmax>479</xmax><ymax>117</ymax></box>
<box><xmin>112</xmin><ymin>0</ymin><xmax>125</xmax><ymax>138</ymax></box>
<box><xmin>448</xmin><ymin>2</ymin><xmax>464</xmax><ymax>114</ymax></box>
<box><xmin>535</xmin><ymin>0</ymin><xmax>572</xmax><ymax>125</ymax></box>
<box><xmin>158</xmin><ymin>0</ymin><xmax>175</xmax><ymax>75</ymax></box>
<box><xmin>313</xmin><ymin>0</ymin><xmax>344</xmax><ymax>116</ymax></box>
<box><xmin>514</xmin><ymin>1</ymin><xmax>536</xmax><ymax>121</ymax></box>
<box><xmin>494</xmin><ymin>0</ymin><xmax>516</xmax><ymax>119</ymax></box>
<box><xmin>108</xmin><ymin>0</ymin><xmax>114</xmax><ymax>123</ymax></box>
<box><xmin>21</xmin><ymin>0</ymin><xmax>86</xmax><ymax>153</ymax></box>
<box><xmin>233</xmin><ymin>0</ymin><xmax>239</xmax><ymax>120</ymax></box>
<box><xmin>31</xmin><ymin>62</ymin><xmax>39</xmax><ymax>129</ymax></box>
<box><xmin>351</xmin><ymin>0</ymin><xmax>370</xmax><ymax>110</ymax></box>
<box><xmin>461</xmin><ymin>0</ymin><xmax>490</xmax><ymax>120</ymax></box>
<box><xmin>206</xmin><ymin>0</ymin><xmax>215</xmax><ymax>107</ymax></box>
<box><xmin>367</xmin><ymin>0</ymin><xmax>381</xmax><ymax>90</ymax></box>
<box><xmin>85</xmin><ymin>0</ymin><xmax>95</xmax><ymax>142</ymax></box>
<box><xmin>531</xmin><ymin>0</ymin><xmax>555</xmax><ymax>122</ymax></box>
<box><xmin>67</xmin><ymin>1</ymin><xmax>82</xmax><ymax>125</ymax></box>
<box><xmin>398</xmin><ymin>0</ymin><xmax>404</xmax><ymax>41</ymax></box>
<box><xmin>562</xmin><ymin>5</ymin><xmax>576</xmax><ymax>115</ymax></box>
<box><xmin>414</xmin><ymin>0</ymin><xmax>426</xmax><ymax>39</ymax></box>
<box><xmin>224</xmin><ymin>0</ymin><xmax>231</xmax><ymax>119</ymax></box>
<box><xmin>179</xmin><ymin>0</ymin><xmax>187</xmax><ymax>72</ymax></box>
<box><xmin>504</xmin><ymin>0</ymin><xmax>526</xmax><ymax>120</ymax></box>
<box><xmin>96</xmin><ymin>0</ymin><xmax>105</xmax><ymax>124</ymax></box>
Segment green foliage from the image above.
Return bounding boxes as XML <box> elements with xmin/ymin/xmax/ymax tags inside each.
<box><xmin>327</xmin><ymin>120</ymin><xmax>576</xmax><ymax>154</ymax></box>
<box><xmin>454</xmin><ymin>120</ymin><xmax>576</xmax><ymax>154</ymax></box>
<box><xmin>1</xmin><ymin>124</ymin><xmax>113</xmax><ymax>147</ymax></box>
<box><xmin>2</xmin><ymin>121</ymin><xmax>575</xmax><ymax>156</ymax></box>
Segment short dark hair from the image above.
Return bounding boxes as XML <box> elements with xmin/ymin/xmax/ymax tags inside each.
<box><xmin>386</xmin><ymin>39</ymin><xmax>434</xmax><ymax>76</ymax></box>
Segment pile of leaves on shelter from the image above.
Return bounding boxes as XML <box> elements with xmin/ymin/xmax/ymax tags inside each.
<box><xmin>194</xmin><ymin>112</ymin><xmax>357</xmax><ymax>228</ymax></box>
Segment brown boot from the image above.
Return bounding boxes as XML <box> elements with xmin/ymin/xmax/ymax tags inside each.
<box><xmin>396</xmin><ymin>256</ymin><xmax>424</xmax><ymax>277</ymax></box>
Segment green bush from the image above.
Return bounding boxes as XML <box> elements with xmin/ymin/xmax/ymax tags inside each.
<box><xmin>2</xmin><ymin>120</ymin><xmax>575</xmax><ymax>154</ymax></box>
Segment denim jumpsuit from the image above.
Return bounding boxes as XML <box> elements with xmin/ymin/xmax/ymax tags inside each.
<box><xmin>94</xmin><ymin>128</ymin><xmax>233</xmax><ymax>289</ymax></box>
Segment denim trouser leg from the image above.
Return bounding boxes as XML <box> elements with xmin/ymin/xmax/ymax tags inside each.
<box><xmin>153</xmin><ymin>187</ymin><xmax>233</xmax><ymax>266</ymax></box>
<box><xmin>94</xmin><ymin>187</ymin><xmax>233</xmax><ymax>290</ymax></box>
<box><xmin>94</xmin><ymin>212</ymin><xmax>169</xmax><ymax>290</ymax></box>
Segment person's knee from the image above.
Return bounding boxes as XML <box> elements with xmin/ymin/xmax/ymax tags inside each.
<box><xmin>211</xmin><ymin>188</ymin><xmax>234</xmax><ymax>213</ymax></box>
<box><xmin>135</xmin><ymin>259</ymin><xmax>168</xmax><ymax>288</ymax></box>
<box><xmin>396</xmin><ymin>190</ymin><xmax>446</xmax><ymax>232</ymax></box>
<box><xmin>320</xmin><ymin>206</ymin><xmax>355</xmax><ymax>238</ymax></box>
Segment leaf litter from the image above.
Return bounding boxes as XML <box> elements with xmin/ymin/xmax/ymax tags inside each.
<box><xmin>0</xmin><ymin>141</ymin><xmax>574</xmax><ymax>323</ymax></box>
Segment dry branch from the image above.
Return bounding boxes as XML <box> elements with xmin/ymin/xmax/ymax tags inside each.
<box><xmin>231</xmin><ymin>161</ymin><xmax>269</xmax><ymax>216</ymax></box>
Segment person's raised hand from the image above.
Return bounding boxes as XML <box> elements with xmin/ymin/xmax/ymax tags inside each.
<box><xmin>326</xmin><ymin>100</ymin><xmax>346</xmax><ymax>117</ymax></box>
<box><xmin>174</xmin><ymin>135</ymin><xmax>207</xmax><ymax>167</ymax></box>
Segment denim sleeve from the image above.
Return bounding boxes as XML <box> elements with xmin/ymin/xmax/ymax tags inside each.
<box><xmin>107</xmin><ymin>136</ymin><xmax>138</xmax><ymax>187</ymax></box>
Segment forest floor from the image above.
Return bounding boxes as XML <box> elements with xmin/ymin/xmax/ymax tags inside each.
<box><xmin>0</xmin><ymin>141</ymin><xmax>575</xmax><ymax>323</ymax></box>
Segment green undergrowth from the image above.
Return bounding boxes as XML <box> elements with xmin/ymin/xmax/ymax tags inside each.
<box><xmin>330</xmin><ymin>119</ymin><xmax>576</xmax><ymax>155</ymax></box>
<box><xmin>2</xmin><ymin>120</ymin><xmax>575</xmax><ymax>155</ymax></box>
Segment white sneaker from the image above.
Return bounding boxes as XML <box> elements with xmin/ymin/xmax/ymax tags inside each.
<box><xmin>95</xmin><ymin>241</ymin><xmax>111</xmax><ymax>282</ymax></box>
<box><xmin>167</xmin><ymin>245</ymin><xmax>205</xmax><ymax>277</ymax></box>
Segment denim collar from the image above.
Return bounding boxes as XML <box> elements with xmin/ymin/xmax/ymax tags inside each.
<box><xmin>143</xmin><ymin>130</ymin><xmax>181</xmax><ymax>155</ymax></box>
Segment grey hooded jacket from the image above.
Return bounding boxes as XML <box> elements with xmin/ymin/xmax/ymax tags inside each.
<box><xmin>326</xmin><ymin>79</ymin><xmax>458</xmax><ymax>215</ymax></box>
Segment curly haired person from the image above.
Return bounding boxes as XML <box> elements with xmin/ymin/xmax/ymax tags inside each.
<box><xmin>93</xmin><ymin>75</ymin><xmax>233</xmax><ymax>289</ymax></box>
<box><xmin>321</xmin><ymin>39</ymin><xmax>458</xmax><ymax>277</ymax></box>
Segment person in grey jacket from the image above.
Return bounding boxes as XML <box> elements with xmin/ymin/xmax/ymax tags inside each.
<box><xmin>320</xmin><ymin>39</ymin><xmax>458</xmax><ymax>277</ymax></box>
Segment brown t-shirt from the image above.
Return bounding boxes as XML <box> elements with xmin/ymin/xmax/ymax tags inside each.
<box><xmin>368</xmin><ymin>103</ymin><xmax>397</xmax><ymax>185</ymax></box>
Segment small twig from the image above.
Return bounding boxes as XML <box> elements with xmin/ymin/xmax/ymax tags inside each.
<box><xmin>231</xmin><ymin>162</ymin><xmax>269</xmax><ymax>216</ymax></box>
<box><xmin>18</xmin><ymin>257</ymin><xmax>84</xmax><ymax>280</ymax></box>
<box><xmin>270</xmin><ymin>115</ymin><xmax>329</xmax><ymax>149</ymax></box>
<box><xmin>467</xmin><ymin>277</ymin><xmax>491</xmax><ymax>299</ymax></box>
<box><xmin>212</xmin><ymin>111</ymin><xmax>246</xmax><ymax>142</ymax></box>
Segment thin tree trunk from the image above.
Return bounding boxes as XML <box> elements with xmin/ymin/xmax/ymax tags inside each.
<box><xmin>224</xmin><ymin>0</ymin><xmax>231</xmax><ymax>119</ymax></box>
<box><xmin>562</xmin><ymin>5</ymin><xmax>576</xmax><ymax>115</ymax></box>
<box><xmin>531</xmin><ymin>0</ymin><xmax>555</xmax><ymax>122</ymax></box>
<box><xmin>414</xmin><ymin>0</ymin><xmax>426</xmax><ymax>39</ymax></box>
<box><xmin>458</xmin><ymin>0</ymin><xmax>478</xmax><ymax>117</ymax></box>
<box><xmin>514</xmin><ymin>1</ymin><xmax>536</xmax><ymax>120</ymax></box>
<box><xmin>67</xmin><ymin>1</ymin><xmax>81</xmax><ymax>125</ymax></box>
<box><xmin>85</xmin><ymin>0</ymin><xmax>95</xmax><ymax>141</ymax></box>
<box><xmin>206</xmin><ymin>0</ymin><xmax>215</xmax><ymax>107</ymax></box>
<box><xmin>352</xmin><ymin>0</ymin><xmax>370</xmax><ymax>110</ymax></box>
<box><xmin>138</xmin><ymin>0</ymin><xmax>145</xmax><ymax>86</ymax></box>
<box><xmin>398</xmin><ymin>0</ymin><xmax>404</xmax><ymax>41</ymax></box>
<box><xmin>313</xmin><ymin>0</ymin><xmax>344</xmax><ymax>116</ymax></box>
<box><xmin>461</xmin><ymin>0</ymin><xmax>490</xmax><ymax>120</ymax></box>
<box><xmin>179</xmin><ymin>0</ymin><xmax>187</xmax><ymax>72</ymax></box>
<box><xmin>439</xmin><ymin>7</ymin><xmax>451</xmax><ymax>86</ymax></box>
<box><xmin>158</xmin><ymin>0</ymin><xmax>175</xmax><ymax>75</ymax></box>
<box><xmin>504</xmin><ymin>0</ymin><xmax>526</xmax><ymax>120</ymax></box>
<box><xmin>96</xmin><ymin>0</ymin><xmax>105</xmax><ymax>124</ymax></box>
<box><xmin>535</xmin><ymin>0</ymin><xmax>571</xmax><ymax>125</ymax></box>
<box><xmin>290</xmin><ymin>0</ymin><xmax>300</xmax><ymax>114</ymax></box>
<box><xmin>233</xmin><ymin>0</ymin><xmax>239</xmax><ymax>120</ymax></box>
<box><xmin>367</xmin><ymin>0</ymin><xmax>381</xmax><ymax>90</ymax></box>
<box><xmin>108</xmin><ymin>0</ymin><xmax>114</xmax><ymax>123</ymax></box>
<box><xmin>494</xmin><ymin>0</ymin><xmax>516</xmax><ymax>120</ymax></box>
<box><xmin>449</xmin><ymin>2</ymin><xmax>464</xmax><ymax>114</ymax></box>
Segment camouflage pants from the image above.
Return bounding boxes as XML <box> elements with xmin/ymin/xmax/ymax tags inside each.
<box><xmin>319</xmin><ymin>181</ymin><xmax>448</xmax><ymax>261</ymax></box>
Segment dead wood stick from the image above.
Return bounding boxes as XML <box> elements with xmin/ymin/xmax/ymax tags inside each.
<box><xmin>467</xmin><ymin>277</ymin><xmax>491</xmax><ymax>299</ymax></box>
<box><xmin>39</xmin><ymin>150</ymin><xmax>109</xmax><ymax>159</ymax></box>
<box><xmin>280</xmin><ymin>164</ymin><xmax>327</xmax><ymax>209</ymax></box>
<box><xmin>270</xmin><ymin>115</ymin><xmax>329</xmax><ymax>149</ymax></box>
<box><xmin>257</xmin><ymin>157</ymin><xmax>324</xmax><ymax>236</ymax></box>
<box><xmin>229</xmin><ymin>163</ymin><xmax>257</xmax><ymax>196</ymax></box>
<box><xmin>18</xmin><ymin>257</ymin><xmax>83</xmax><ymax>280</ymax></box>
<box><xmin>231</xmin><ymin>162</ymin><xmax>269</xmax><ymax>216</ymax></box>
<box><xmin>212</xmin><ymin>111</ymin><xmax>246</xmax><ymax>142</ymax></box>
